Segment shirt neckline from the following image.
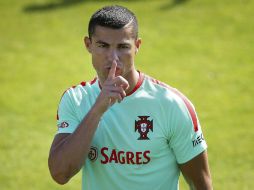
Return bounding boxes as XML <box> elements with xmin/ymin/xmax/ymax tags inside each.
<box><xmin>98</xmin><ymin>71</ymin><xmax>144</xmax><ymax>97</ymax></box>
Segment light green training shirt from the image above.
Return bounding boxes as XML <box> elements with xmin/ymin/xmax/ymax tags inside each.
<box><xmin>56</xmin><ymin>73</ymin><xmax>207</xmax><ymax>190</ymax></box>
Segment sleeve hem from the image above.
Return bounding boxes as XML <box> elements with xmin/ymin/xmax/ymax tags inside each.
<box><xmin>57</xmin><ymin>128</ymin><xmax>75</xmax><ymax>134</ymax></box>
<box><xmin>177</xmin><ymin>144</ymin><xmax>208</xmax><ymax>164</ymax></box>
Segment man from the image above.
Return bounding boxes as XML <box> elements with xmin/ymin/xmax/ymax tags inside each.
<box><xmin>48</xmin><ymin>5</ymin><xmax>212</xmax><ymax>190</ymax></box>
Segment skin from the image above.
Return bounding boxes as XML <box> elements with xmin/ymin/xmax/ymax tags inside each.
<box><xmin>48</xmin><ymin>24</ymin><xmax>213</xmax><ymax>189</ymax></box>
<box><xmin>180</xmin><ymin>151</ymin><xmax>213</xmax><ymax>190</ymax></box>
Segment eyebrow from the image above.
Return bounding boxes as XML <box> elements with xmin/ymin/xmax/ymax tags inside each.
<box><xmin>95</xmin><ymin>40</ymin><xmax>131</xmax><ymax>46</ymax></box>
<box><xmin>95</xmin><ymin>40</ymin><xmax>109</xmax><ymax>45</ymax></box>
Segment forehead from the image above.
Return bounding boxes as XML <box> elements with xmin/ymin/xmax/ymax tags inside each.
<box><xmin>92</xmin><ymin>25</ymin><xmax>135</xmax><ymax>43</ymax></box>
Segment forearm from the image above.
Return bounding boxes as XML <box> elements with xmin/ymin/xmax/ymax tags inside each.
<box><xmin>187</xmin><ymin>180</ymin><xmax>213</xmax><ymax>190</ymax></box>
<box><xmin>186</xmin><ymin>177</ymin><xmax>213</xmax><ymax>190</ymax></box>
<box><xmin>180</xmin><ymin>151</ymin><xmax>213</xmax><ymax>190</ymax></box>
<box><xmin>48</xmin><ymin>104</ymin><xmax>103</xmax><ymax>184</ymax></box>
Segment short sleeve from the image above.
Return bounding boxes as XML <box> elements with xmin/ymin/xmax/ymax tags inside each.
<box><xmin>56</xmin><ymin>89</ymin><xmax>80</xmax><ymax>134</ymax></box>
<box><xmin>169</xmin><ymin>98</ymin><xmax>207</xmax><ymax>164</ymax></box>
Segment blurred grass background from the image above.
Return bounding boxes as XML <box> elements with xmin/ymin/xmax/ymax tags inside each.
<box><xmin>0</xmin><ymin>0</ymin><xmax>253</xmax><ymax>189</ymax></box>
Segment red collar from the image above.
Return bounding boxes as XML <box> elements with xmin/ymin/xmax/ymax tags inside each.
<box><xmin>126</xmin><ymin>71</ymin><xmax>144</xmax><ymax>96</ymax></box>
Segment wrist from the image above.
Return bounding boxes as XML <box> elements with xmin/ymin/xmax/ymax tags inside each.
<box><xmin>90</xmin><ymin>101</ymin><xmax>108</xmax><ymax>116</ymax></box>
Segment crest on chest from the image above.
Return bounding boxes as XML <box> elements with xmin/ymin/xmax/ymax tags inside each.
<box><xmin>135</xmin><ymin>116</ymin><xmax>153</xmax><ymax>140</ymax></box>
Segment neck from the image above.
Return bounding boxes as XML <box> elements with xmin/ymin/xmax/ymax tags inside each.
<box><xmin>124</xmin><ymin>69</ymin><xmax>139</xmax><ymax>95</ymax></box>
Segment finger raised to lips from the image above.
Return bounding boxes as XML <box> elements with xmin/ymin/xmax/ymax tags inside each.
<box><xmin>107</xmin><ymin>60</ymin><xmax>117</xmax><ymax>80</ymax></box>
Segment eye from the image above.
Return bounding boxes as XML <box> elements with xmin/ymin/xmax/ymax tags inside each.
<box><xmin>97</xmin><ymin>43</ymin><xmax>109</xmax><ymax>48</ymax></box>
<box><xmin>119</xmin><ymin>44</ymin><xmax>130</xmax><ymax>49</ymax></box>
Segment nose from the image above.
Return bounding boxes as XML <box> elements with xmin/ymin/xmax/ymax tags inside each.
<box><xmin>108</xmin><ymin>49</ymin><xmax>119</xmax><ymax>62</ymax></box>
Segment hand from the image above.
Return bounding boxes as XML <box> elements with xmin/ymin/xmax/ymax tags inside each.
<box><xmin>94</xmin><ymin>61</ymin><xmax>129</xmax><ymax>114</ymax></box>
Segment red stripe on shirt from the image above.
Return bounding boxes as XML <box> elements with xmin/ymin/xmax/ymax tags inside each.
<box><xmin>56</xmin><ymin>87</ymin><xmax>73</xmax><ymax>120</ymax></box>
<box><xmin>148</xmin><ymin>77</ymin><xmax>199</xmax><ymax>132</ymax></box>
<box><xmin>80</xmin><ymin>81</ymin><xmax>86</xmax><ymax>86</ymax></box>
<box><xmin>90</xmin><ymin>78</ymin><xmax>97</xmax><ymax>85</ymax></box>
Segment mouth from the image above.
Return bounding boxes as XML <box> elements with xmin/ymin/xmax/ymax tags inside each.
<box><xmin>105</xmin><ymin>66</ymin><xmax>123</xmax><ymax>76</ymax></box>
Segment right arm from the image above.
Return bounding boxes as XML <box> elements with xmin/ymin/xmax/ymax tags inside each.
<box><xmin>48</xmin><ymin>104</ymin><xmax>104</xmax><ymax>184</ymax></box>
<box><xmin>48</xmin><ymin>61</ymin><xmax>129</xmax><ymax>184</ymax></box>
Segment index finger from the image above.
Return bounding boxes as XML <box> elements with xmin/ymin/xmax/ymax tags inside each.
<box><xmin>107</xmin><ymin>60</ymin><xmax>117</xmax><ymax>80</ymax></box>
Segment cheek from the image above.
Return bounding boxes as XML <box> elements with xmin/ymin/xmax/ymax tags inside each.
<box><xmin>120</xmin><ymin>49</ymin><xmax>134</xmax><ymax>59</ymax></box>
<box><xmin>91</xmin><ymin>47</ymin><xmax>106</xmax><ymax>59</ymax></box>
<box><xmin>121</xmin><ymin>51</ymin><xmax>135</xmax><ymax>64</ymax></box>
<box><xmin>92</xmin><ymin>49</ymin><xmax>105</xmax><ymax>58</ymax></box>
<box><xmin>91</xmin><ymin>56</ymin><xmax>102</xmax><ymax>72</ymax></box>
<box><xmin>94</xmin><ymin>48</ymin><xmax>106</xmax><ymax>55</ymax></box>
<box><xmin>91</xmin><ymin>51</ymin><xmax>106</xmax><ymax>65</ymax></box>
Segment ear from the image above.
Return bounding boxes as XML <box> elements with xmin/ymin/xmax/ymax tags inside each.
<box><xmin>135</xmin><ymin>38</ymin><xmax>142</xmax><ymax>54</ymax></box>
<box><xmin>84</xmin><ymin>36</ymin><xmax>92</xmax><ymax>53</ymax></box>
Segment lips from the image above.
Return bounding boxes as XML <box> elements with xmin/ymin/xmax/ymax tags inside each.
<box><xmin>105</xmin><ymin>65</ymin><xmax>123</xmax><ymax>76</ymax></box>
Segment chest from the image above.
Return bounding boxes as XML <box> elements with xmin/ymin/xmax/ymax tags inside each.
<box><xmin>89</xmin><ymin>100</ymin><xmax>172</xmax><ymax>164</ymax></box>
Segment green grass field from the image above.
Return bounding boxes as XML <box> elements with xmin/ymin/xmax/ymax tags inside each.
<box><xmin>1</xmin><ymin>0</ymin><xmax>253</xmax><ymax>189</ymax></box>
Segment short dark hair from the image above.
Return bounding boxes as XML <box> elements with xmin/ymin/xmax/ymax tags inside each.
<box><xmin>88</xmin><ymin>5</ymin><xmax>138</xmax><ymax>39</ymax></box>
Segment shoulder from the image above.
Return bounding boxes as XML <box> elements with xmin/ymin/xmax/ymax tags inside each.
<box><xmin>61</xmin><ymin>77</ymin><xmax>98</xmax><ymax>99</ymax></box>
<box><xmin>143</xmin><ymin>74</ymin><xmax>198</xmax><ymax>132</ymax></box>
<box><xmin>143</xmin><ymin>74</ymin><xmax>188</xmax><ymax>103</ymax></box>
<box><xmin>57</xmin><ymin>77</ymin><xmax>99</xmax><ymax>108</ymax></box>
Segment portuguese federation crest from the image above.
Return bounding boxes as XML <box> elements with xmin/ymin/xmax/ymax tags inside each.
<box><xmin>135</xmin><ymin>116</ymin><xmax>153</xmax><ymax>140</ymax></box>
